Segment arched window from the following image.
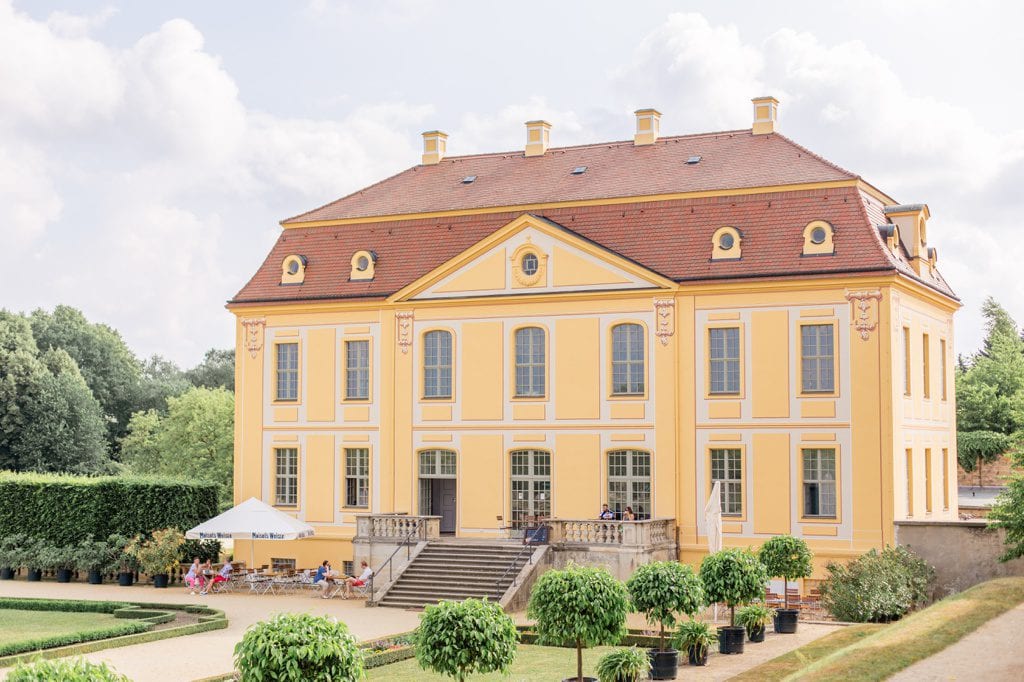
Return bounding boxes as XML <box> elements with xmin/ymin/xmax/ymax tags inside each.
<box><xmin>607</xmin><ymin>450</ymin><xmax>651</xmax><ymax>519</ymax></box>
<box><xmin>510</xmin><ymin>449</ymin><xmax>551</xmax><ymax>529</ymax></box>
<box><xmin>514</xmin><ymin>327</ymin><xmax>546</xmax><ymax>397</ymax></box>
<box><xmin>611</xmin><ymin>323</ymin><xmax>645</xmax><ymax>395</ymax></box>
<box><xmin>423</xmin><ymin>330</ymin><xmax>453</xmax><ymax>398</ymax></box>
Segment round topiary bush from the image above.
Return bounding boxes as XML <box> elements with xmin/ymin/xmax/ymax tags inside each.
<box><xmin>759</xmin><ymin>534</ymin><xmax>813</xmax><ymax>610</ymax></box>
<box><xmin>626</xmin><ymin>561</ymin><xmax>704</xmax><ymax>652</ymax></box>
<box><xmin>414</xmin><ymin>598</ymin><xmax>518</xmax><ymax>681</ymax></box>
<box><xmin>234</xmin><ymin>613</ymin><xmax>364</xmax><ymax>682</ymax></box>
<box><xmin>528</xmin><ymin>564</ymin><xmax>629</xmax><ymax>682</ymax></box>
<box><xmin>7</xmin><ymin>657</ymin><xmax>129</xmax><ymax>681</ymax></box>
<box><xmin>699</xmin><ymin>548</ymin><xmax>768</xmax><ymax>626</ymax></box>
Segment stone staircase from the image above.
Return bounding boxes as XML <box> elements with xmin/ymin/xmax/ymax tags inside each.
<box><xmin>376</xmin><ymin>541</ymin><xmax>534</xmax><ymax>609</ymax></box>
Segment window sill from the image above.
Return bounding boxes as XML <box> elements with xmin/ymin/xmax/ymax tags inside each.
<box><xmin>799</xmin><ymin>516</ymin><xmax>839</xmax><ymax>524</ymax></box>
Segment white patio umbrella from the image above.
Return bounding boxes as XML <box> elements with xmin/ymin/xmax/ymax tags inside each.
<box><xmin>186</xmin><ymin>497</ymin><xmax>314</xmax><ymax>570</ymax></box>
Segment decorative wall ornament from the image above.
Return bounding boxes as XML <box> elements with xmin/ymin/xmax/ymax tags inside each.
<box><xmin>653</xmin><ymin>298</ymin><xmax>675</xmax><ymax>346</ymax></box>
<box><xmin>241</xmin><ymin>318</ymin><xmax>266</xmax><ymax>358</ymax></box>
<box><xmin>396</xmin><ymin>311</ymin><xmax>415</xmax><ymax>353</ymax></box>
<box><xmin>845</xmin><ymin>290</ymin><xmax>883</xmax><ymax>341</ymax></box>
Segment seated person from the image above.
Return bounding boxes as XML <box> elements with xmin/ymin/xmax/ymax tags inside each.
<box><xmin>342</xmin><ymin>561</ymin><xmax>373</xmax><ymax>599</ymax></box>
<box><xmin>203</xmin><ymin>558</ymin><xmax>233</xmax><ymax>595</ymax></box>
<box><xmin>599</xmin><ymin>504</ymin><xmax>615</xmax><ymax>520</ymax></box>
<box><xmin>622</xmin><ymin>506</ymin><xmax>636</xmax><ymax>521</ymax></box>
<box><xmin>314</xmin><ymin>560</ymin><xmax>334</xmax><ymax>599</ymax></box>
<box><xmin>184</xmin><ymin>558</ymin><xmax>202</xmax><ymax>594</ymax></box>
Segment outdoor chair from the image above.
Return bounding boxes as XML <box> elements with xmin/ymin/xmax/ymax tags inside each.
<box><xmin>350</xmin><ymin>574</ymin><xmax>373</xmax><ymax>600</ymax></box>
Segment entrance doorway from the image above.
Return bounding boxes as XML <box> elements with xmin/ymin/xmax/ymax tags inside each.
<box><xmin>418</xmin><ymin>449</ymin><xmax>457</xmax><ymax>534</ymax></box>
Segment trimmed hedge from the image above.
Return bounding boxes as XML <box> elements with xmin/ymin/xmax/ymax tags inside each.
<box><xmin>0</xmin><ymin>598</ymin><xmax>121</xmax><ymax>613</ymax></box>
<box><xmin>0</xmin><ymin>620</ymin><xmax>150</xmax><ymax>658</ymax></box>
<box><xmin>0</xmin><ymin>472</ymin><xmax>218</xmax><ymax>544</ymax></box>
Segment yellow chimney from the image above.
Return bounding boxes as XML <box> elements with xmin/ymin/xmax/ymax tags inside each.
<box><xmin>421</xmin><ymin>130</ymin><xmax>448</xmax><ymax>165</ymax></box>
<box><xmin>751</xmin><ymin>96</ymin><xmax>779</xmax><ymax>135</ymax></box>
<box><xmin>634</xmin><ymin>108</ymin><xmax>662</xmax><ymax>146</ymax></box>
<box><xmin>524</xmin><ymin>120</ymin><xmax>552</xmax><ymax>157</ymax></box>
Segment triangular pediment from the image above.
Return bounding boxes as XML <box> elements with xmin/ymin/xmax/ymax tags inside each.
<box><xmin>389</xmin><ymin>214</ymin><xmax>676</xmax><ymax>302</ymax></box>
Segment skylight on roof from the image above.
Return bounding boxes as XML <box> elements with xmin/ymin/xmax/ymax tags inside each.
<box><xmin>685</xmin><ymin>156</ymin><xmax>702</xmax><ymax>165</ymax></box>
<box><xmin>571</xmin><ymin>166</ymin><xmax>588</xmax><ymax>175</ymax></box>
<box><xmin>461</xmin><ymin>175</ymin><xmax>477</xmax><ymax>184</ymax></box>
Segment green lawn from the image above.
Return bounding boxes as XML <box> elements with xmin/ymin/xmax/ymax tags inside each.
<box><xmin>0</xmin><ymin>609</ymin><xmax>124</xmax><ymax>648</ymax></box>
<box><xmin>737</xmin><ymin>576</ymin><xmax>1024</xmax><ymax>682</ymax></box>
<box><xmin>366</xmin><ymin>644</ymin><xmax>625</xmax><ymax>681</ymax></box>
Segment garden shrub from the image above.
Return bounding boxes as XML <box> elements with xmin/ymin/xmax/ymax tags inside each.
<box><xmin>234</xmin><ymin>613</ymin><xmax>363</xmax><ymax>682</ymax></box>
<box><xmin>626</xmin><ymin>560</ymin><xmax>704</xmax><ymax>652</ymax></box>
<box><xmin>0</xmin><ymin>621</ymin><xmax>150</xmax><ymax>657</ymax></box>
<box><xmin>700</xmin><ymin>547</ymin><xmax>768</xmax><ymax>626</ymax></box>
<box><xmin>7</xmin><ymin>657</ymin><xmax>130</xmax><ymax>682</ymax></box>
<box><xmin>415</xmin><ymin>598</ymin><xmax>518</xmax><ymax>680</ymax></box>
<box><xmin>0</xmin><ymin>472</ymin><xmax>218</xmax><ymax>544</ymax></box>
<box><xmin>819</xmin><ymin>545</ymin><xmax>935</xmax><ymax>622</ymax></box>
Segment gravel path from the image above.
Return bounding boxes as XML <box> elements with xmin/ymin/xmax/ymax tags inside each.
<box><xmin>889</xmin><ymin>602</ymin><xmax>1024</xmax><ymax>682</ymax></box>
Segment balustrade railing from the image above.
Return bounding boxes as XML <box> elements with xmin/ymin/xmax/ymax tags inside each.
<box><xmin>355</xmin><ymin>514</ymin><xmax>441</xmax><ymax>541</ymax></box>
<box><xmin>546</xmin><ymin>518</ymin><xmax>675</xmax><ymax>547</ymax></box>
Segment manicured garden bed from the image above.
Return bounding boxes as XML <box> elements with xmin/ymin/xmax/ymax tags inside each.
<box><xmin>0</xmin><ymin>597</ymin><xmax>227</xmax><ymax>668</ymax></box>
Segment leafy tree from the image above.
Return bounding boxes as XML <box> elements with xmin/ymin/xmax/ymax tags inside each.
<box><xmin>414</xmin><ymin>598</ymin><xmax>518</xmax><ymax>681</ymax></box>
<box><xmin>234</xmin><ymin>613</ymin><xmax>363</xmax><ymax>681</ymax></box>
<box><xmin>527</xmin><ymin>564</ymin><xmax>628</xmax><ymax>682</ymax></box>
<box><xmin>958</xmin><ymin>430</ymin><xmax>1014</xmax><ymax>487</ymax></box>
<box><xmin>132</xmin><ymin>355</ymin><xmax>191</xmax><ymax>415</ymax></box>
<box><xmin>990</xmin><ymin>450</ymin><xmax>1024</xmax><ymax>560</ymax></box>
<box><xmin>186</xmin><ymin>348</ymin><xmax>235</xmax><ymax>391</ymax></box>
<box><xmin>0</xmin><ymin>312</ymin><xmax>110</xmax><ymax>473</ymax></box>
<box><xmin>699</xmin><ymin>548</ymin><xmax>768</xmax><ymax>626</ymax></box>
<box><xmin>8</xmin><ymin>657</ymin><xmax>129</xmax><ymax>682</ymax></box>
<box><xmin>626</xmin><ymin>560</ymin><xmax>704</xmax><ymax>652</ymax></box>
<box><xmin>29</xmin><ymin>306</ymin><xmax>141</xmax><ymax>446</ymax></box>
<box><xmin>759</xmin><ymin>535</ymin><xmax>813</xmax><ymax>610</ymax></box>
<box><xmin>121</xmin><ymin>387</ymin><xmax>234</xmax><ymax>506</ymax></box>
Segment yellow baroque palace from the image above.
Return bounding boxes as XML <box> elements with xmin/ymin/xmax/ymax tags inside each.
<box><xmin>229</xmin><ymin>97</ymin><xmax>958</xmax><ymax>580</ymax></box>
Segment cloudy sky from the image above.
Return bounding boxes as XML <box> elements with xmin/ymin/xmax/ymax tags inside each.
<box><xmin>2</xmin><ymin>0</ymin><xmax>1022</xmax><ymax>365</ymax></box>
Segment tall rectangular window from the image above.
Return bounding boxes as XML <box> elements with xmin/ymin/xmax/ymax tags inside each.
<box><xmin>344</xmin><ymin>448</ymin><xmax>369</xmax><ymax>508</ymax></box>
<box><xmin>906</xmin><ymin>448</ymin><xmax>914</xmax><ymax>516</ymax></box>
<box><xmin>709</xmin><ymin>327</ymin><xmax>740</xmax><ymax>394</ymax></box>
<box><xmin>345</xmin><ymin>340</ymin><xmax>370</xmax><ymax>400</ymax></box>
<box><xmin>922</xmin><ymin>334</ymin><xmax>931</xmax><ymax>399</ymax></box>
<box><xmin>274</xmin><ymin>447</ymin><xmax>298</xmax><ymax>506</ymax></box>
<box><xmin>940</xmin><ymin>339</ymin><xmax>948</xmax><ymax>400</ymax></box>
<box><xmin>903</xmin><ymin>327</ymin><xmax>911</xmax><ymax>396</ymax></box>
<box><xmin>514</xmin><ymin>327</ymin><xmax>546</xmax><ymax>397</ymax></box>
<box><xmin>801</xmin><ymin>324</ymin><xmax>835</xmax><ymax>393</ymax></box>
<box><xmin>607</xmin><ymin>450</ymin><xmax>652</xmax><ymax>520</ymax></box>
<box><xmin>611</xmin><ymin>323</ymin><xmax>645</xmax><ymax>395</ymax></box>
<box><xmin>276</xmin><ymin>343</ymin><xmax>298</xmax><ymax>402</ymax></box>
<box><xmin>924</xmin><ymin>448</ymin><xmax>933</xmax><ymax>513</ymax></box>
<box><xmin>802</xmin><ymin>448</ymin><xmax>836</xmax><ymax>518</ymax></box>
<box><xmin>423</xmin><ymin>330</ymin><xmax>453</xmax><ymax>399</ymax></box>
<box><xmin>710</xmin><ymin>448</ymin><xmax>743</xmax><ymax>516</ymax></box>
<box><xmin>942</xmin><ymin>447</ymin><xmax>950</xmax><ymax>510</ymax></box>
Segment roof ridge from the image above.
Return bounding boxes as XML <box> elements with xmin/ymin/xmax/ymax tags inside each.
<box><xmin>770</xmin><ymin>132</ymin><xmax>859</xmax><ymax>180</ymax></box>
<box><xmin>282</xmin><ymin>163</ymin><xmax>417</xmax><ymax>224</ymax></box>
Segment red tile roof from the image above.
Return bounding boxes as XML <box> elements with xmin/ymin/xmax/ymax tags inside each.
<box><xmin>231</xmin><ymin>186</ymin><xmax>957</xmax><ymax>305</ymax></box>
<box><xmin>284</xmin><ymin>131</ymin><xmax>859</xmax><ymax>224</ymax></box>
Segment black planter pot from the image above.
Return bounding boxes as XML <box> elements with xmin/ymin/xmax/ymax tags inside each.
<box><xmin>561</xmin><ymin>678</ymin><xmax>597</xmax><ymax>682</ymax></box>
<box><xmin>153</xmin><ymin>573</ymin><xmax>169</xmax><ymax>588</ymax></box>
<box><xmin>747</xmin><ymin>624</ymin><xmax>766</xmax><ymax>643</ymax></box>
<box><xmin>648</xmin><ymin>649</ymin><xmax>679</xmax><ymax>680</ymax></box>
<box><xmin>56</xmin><ymin>568</ymin><xmax>73</xmax><ymax>583</ymax></box>
<box><xmin>87</xmin><ymin>570</ymin><xmax>103</xmax><ymax>585</ymax></box>
<box><xmin>27</xmin><ymin>569</ymin><xmax>42</xmax><ymax>582</ymax></box>
<box><xmin>118</xmin><ymin>571</ymin><xmax>134</xmax><ymax>586</ymax></box>
<box><xmin>718</xmin><ymin>626</ymin><xmax>745</xmax><ymax>655</ymax></box>
<box><xmin>687</xmin><ymin>646</ymin><xmax>709</xmax><ymax>666</ymax></box>
<box><xmin>0</xmin><ymin>567</ymin><xmax>14</xmax><ymax>580</ymax></box>
<box><xmin>775</xmin><ymin>609</ymin><xmax>799</xmax><ymax>634</ymax></box>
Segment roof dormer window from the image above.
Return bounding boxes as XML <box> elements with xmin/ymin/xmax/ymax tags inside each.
<box><xmin>350</xmin><ymin>250</ymin><xmax>377</xmax><ymax>281</ymax></box>
<box><xmin>802</xmin><ymin>220</ymin><xmax>834</xmax><ymax>256</ymax></box>
<box><xmin>281</xmin><ymin>255</ymin><xmax>307</xmax><ymax>285</ymax></box>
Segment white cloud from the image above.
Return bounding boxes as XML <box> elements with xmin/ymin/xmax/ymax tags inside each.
<box><xmin>46</xmin><ymin>5</ymin><xmax>117</xmax><ymax>38</ymax></box>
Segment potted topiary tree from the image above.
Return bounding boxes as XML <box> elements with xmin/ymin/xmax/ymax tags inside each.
<box><xmin>673</xmin><ymin>619</ymin><xmax>717</xmax><ymax>666</ymax></box>
<box><xmin>699</xmin><ymin>548</ymin><xmax>768</xmax><ymax>655</ymax></box>
<box><xmin>759</xmin><ymin>534</ymin><xmax>813</xmax><ymax>634</ymax></box>
<box><xmin>51</xmin><ymin>545</ymin><xmax>78</xmax><ymax>583</ymax></box>
<box><xmin>76</xmin><ymin>536</ymin><xmax>113</xmax><ymax>585</ymax></box>
<box><xmin>133</xmin><ymin>528</ymin><xmax>185</xmax><ymax>588</ymax></box>
<box><xmin>414</xmin><ymin>598</ymin><xmax>519</xmax><ymax>681</ymax></box>
<box><xmin>109</xmin><ymin>534</ymin><xmax>138</xmax><ymax>586</ymax></box>
<box><xmin>234</xmin><ymin>613</ymin><xmax>363</xmax><ymax>681</ymax></box>
<box><xmin>527</xmin><ymin>564</ymin><xmax>629</xmax><ymax>682</ymax></box>
<box><xmin>0</xmin><ymin>534</ymin><xmax>28</xmax><ymax>580</ymax></box>
<box><xmin>625</xmin><ymin>561</ymin><xmax>704</xmax><ymax>680</ymax></box>
<box><xmin>595</xmin><ymin>647</ymin><xmax>650</xmax><ymax>682</ymax></box>
<box><xmin>735</xmin><ymin>603</ymin><xmax>775</xmax><ymax>643</ymax></box>
<box><xmin>26</xmin><ymin>538</ymin><xmax>50</xmax><ymax>582</ymax></box>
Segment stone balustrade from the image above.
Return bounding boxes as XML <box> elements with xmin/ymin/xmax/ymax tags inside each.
<box><xmin>547</xmin><ymin>518</ymin><xmax>675</xmax><ymax>548</ymax></box>
<box><xmin>354</xmin><ymin>514</ymin><xmax>442</xmax><ymax>541</ymax></box>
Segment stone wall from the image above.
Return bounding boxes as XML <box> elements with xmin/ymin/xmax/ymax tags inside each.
<box><xmin>957</xmin><ymin>453</ymin><xmax>1015</xmax><ymax>487</ymax></box>
<box><xmin>895</xmin><ymin>519</ymin><xmax>1024</xmax><ymax>598</ymax></box>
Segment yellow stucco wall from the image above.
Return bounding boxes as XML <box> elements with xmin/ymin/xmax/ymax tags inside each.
<box><xmin>229</xmin><ymin>215</ymin><xmax>958</xmax><ymax>581</ymax></box>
